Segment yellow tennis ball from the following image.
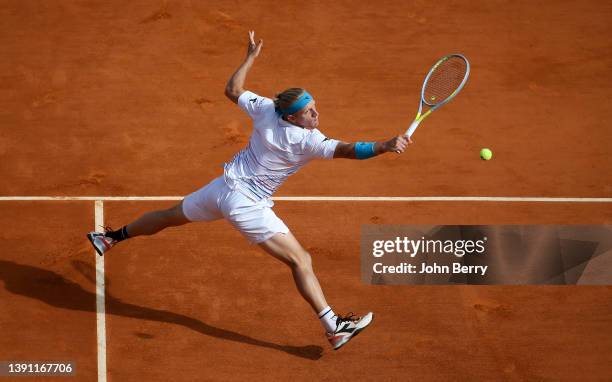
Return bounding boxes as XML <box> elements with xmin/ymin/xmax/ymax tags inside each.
<box><xmin>480</xmin><ymin>148</ymin><xmax>493</xmax><ymax>161</ymax></box>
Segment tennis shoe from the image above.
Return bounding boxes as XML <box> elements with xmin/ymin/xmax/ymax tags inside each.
<box><xmin>87</xmin><ymin>229</ymin><xmax>117</xmax><ymax>256</ymax></box>
<box><xmin>326</xmin><ymin>312</ymin><xmax>373</xmax><ymax>350</ymax></box>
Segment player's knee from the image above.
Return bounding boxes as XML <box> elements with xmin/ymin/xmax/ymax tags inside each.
<box><xmin>163</xmin><ymin>204</ymin><xmax>188</xmax><ymax>225</ymax></box>
<box><xmin>289</xmin><ymin>250</ymin><xmax>312</xmax><ymax>271</ymax></box>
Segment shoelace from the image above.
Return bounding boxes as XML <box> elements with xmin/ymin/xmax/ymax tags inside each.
<box><xmin>336</xmin><ymin>312</ymin><xmax>360</xmax><ymax>325</ymax></box>
<box><xmin>97</xmin><ymin>226</ymin><xmax>117</xmax><ymax>240</ymax></box>
<box><xmin>100</xmin><ymin>225</ymin><xmax>114</xmax><ymax>233</ymax></box>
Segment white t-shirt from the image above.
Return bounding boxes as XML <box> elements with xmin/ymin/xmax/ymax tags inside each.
<box><xmin>223</xmin><ymin>90</ymin><xmax>339</xmax><ymax>201</ymax></box>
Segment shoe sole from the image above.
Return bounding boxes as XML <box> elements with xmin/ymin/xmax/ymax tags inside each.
<box><xmin>334</xmin><ymin>312</ymin><xmax>374</xmax><ymax>351</ymax></box>
<box><xmin>86</xmin><ymin>233</ymin><xmax>105</xmax><ymax>257</ymax></box>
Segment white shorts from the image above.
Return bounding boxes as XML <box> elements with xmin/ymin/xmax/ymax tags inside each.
<box><xmin>182</xmin><ymin>176</ymin><xmax>289</xmax><ymax>244</ymax></box>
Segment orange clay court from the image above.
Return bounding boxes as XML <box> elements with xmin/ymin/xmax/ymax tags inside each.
<box><xmin>0</xmin><ymin>1</ymin><xmax>611</xmax><ymax>381</ymax></box>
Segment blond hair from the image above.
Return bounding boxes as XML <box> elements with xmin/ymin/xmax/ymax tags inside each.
<box><xmin>274</xmin><ymin>88</ymin><xmax>305</xmax><ymax>115</ymax></box>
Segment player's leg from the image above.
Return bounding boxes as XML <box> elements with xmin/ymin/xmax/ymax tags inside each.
<box><xmin>222</xmin><ymin>196</ymin><xmax>344</xmax><ymax>336</ymax></box>
<box><xmin>258</xmin><ymin>231</ymin><xmax>328</xmax><ymax>313</ymax></box>
<box><xmin>87</xmin><ymin>176</ymin><xmax>225</xmax><ymax>256</ymax></box>
<box><xmin>222</xmin><ymin>187</ymin><xmax>373</xmax><ymax>349</ymax></box>
<box><xmin>87</xmin><ymin>201</ymin><xmax>190</xmax><ymax>256</ymax></box>
<box><xmin>258</xmin><ymin>231</ymin><xmax>373</xmax><ymax>350</ymax></box>
<box><xmin>125</xmin><ymin>201</ymin><xmax>190</xmax><ymax>237</ymax></box>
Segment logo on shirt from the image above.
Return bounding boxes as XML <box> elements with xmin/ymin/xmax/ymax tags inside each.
<box><xmin>249</xmin><ymin>98</ymin><xmax>257</xmax><ymax>104</ymax></box>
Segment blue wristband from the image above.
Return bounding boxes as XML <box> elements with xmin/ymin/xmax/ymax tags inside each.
<box><xmin>355</xmin><ymin>142</ymin><xmax>376</xmax><ymax>159</ymax></box>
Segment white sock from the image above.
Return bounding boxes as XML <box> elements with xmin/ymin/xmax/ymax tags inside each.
<box><xmin>318</xmin><ymin>306</ymin><xmax>337</xmax><ymax>333</ymax></box>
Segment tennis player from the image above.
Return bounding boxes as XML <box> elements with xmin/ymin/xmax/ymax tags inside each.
<box><xmin>87</xmin><ymin>31</ymin><xmax>411</xmax><ymax>350</ymax></box>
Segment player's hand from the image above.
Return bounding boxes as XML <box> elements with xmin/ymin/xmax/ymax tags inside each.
<box><xmin>246</xmin><ymin>31</ymin><xmax>263</xmax><ymax>59</ymax></box>
<box><xmin>383</xmin><ymin>135</ymin><xmax>412</xmax><ymax>154</ymax></box>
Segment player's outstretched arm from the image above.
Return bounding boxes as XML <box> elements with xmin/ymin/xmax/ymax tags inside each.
<box><xmin>333</xmin><ymin>135</ymin><xmax>412</xmax><ymax>159</ymax></box>
<box><xmin>224</xmin><ymin>30</ymin><xmax>263</xmax><ymax>104</ymax></box>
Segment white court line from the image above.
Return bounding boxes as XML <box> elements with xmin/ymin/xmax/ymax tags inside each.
<box><xmin>0</xmin><ymin>196</ymin><xmax>611</xmax><ymax>202</ymax></box>
<box><xmin>94</xmin><ymin>201</ymin><xmax>107</xmax><ymax>382</ymax></box>
<box><xmin>273</xmin><ymin>196</ymin><xmax>612</xmax><ymax>202</ymax></box>
<box><xmin>0</xmin><ymin>196</ymin><xmax>183</xmax><ymax>201</ymax></box>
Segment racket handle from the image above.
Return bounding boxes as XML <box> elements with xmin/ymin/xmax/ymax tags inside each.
<box><xmin>405</xmin><ymin>120</ymin><xmax>420</xmax><ymax>137</ymax></box>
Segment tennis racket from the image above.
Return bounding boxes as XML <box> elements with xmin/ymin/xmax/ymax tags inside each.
<box><xmin>405</xmin><ymin>54</ymin><xmax>470</xmax><ymax>137</ymax></box>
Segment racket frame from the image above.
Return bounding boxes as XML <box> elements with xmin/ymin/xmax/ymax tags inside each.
<box><xmin>405</xmin><ymin>54</ymin><xmax>470</xmax><ymax>137</ymax></box>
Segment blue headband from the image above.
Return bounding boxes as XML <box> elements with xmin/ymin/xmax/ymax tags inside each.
<box><xmin>279</xmin><ymin>91</ymin><xmax>313</xmax><ymax>115</ymax></box>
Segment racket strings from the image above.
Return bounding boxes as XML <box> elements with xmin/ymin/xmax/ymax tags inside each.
<box><xmin>423</xmin><ymin>57</ymin><xmax>467</xmax><ymax>105</ymax></box>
